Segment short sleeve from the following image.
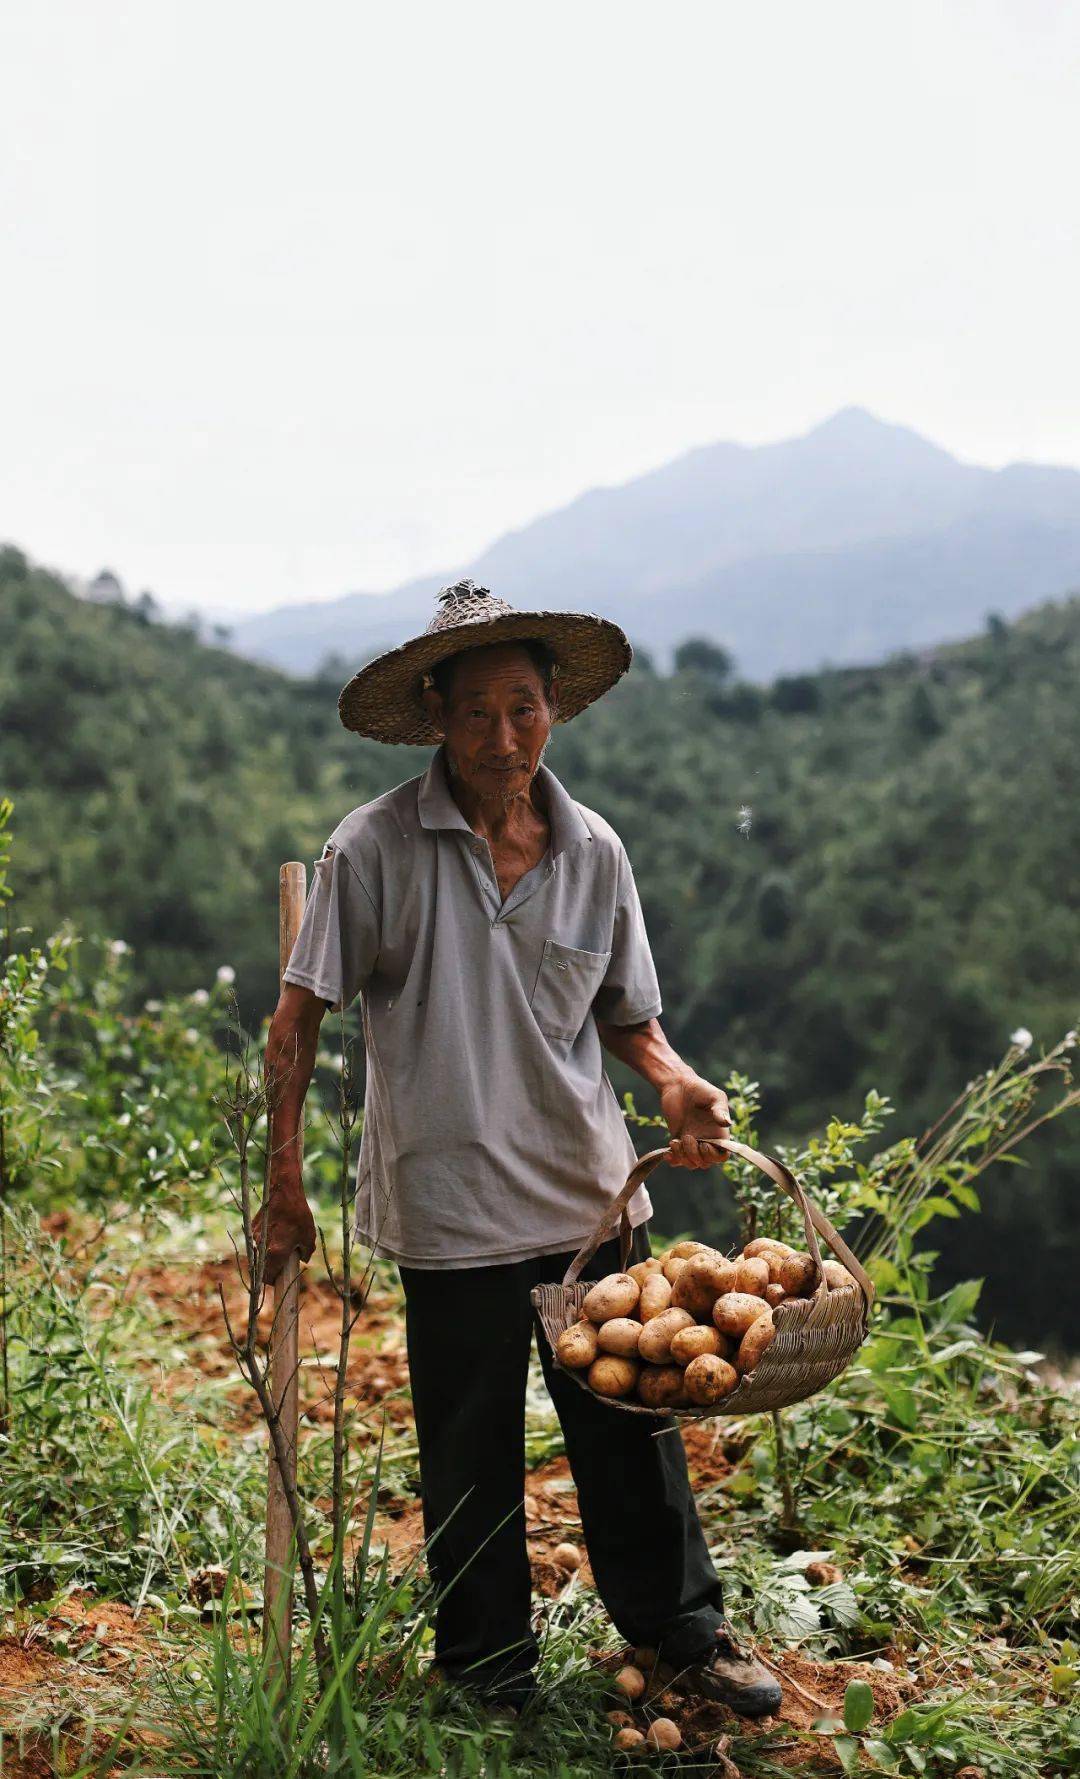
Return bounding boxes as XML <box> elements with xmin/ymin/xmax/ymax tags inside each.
<box><xmin>592</xmin><ymin>847</ymin><xmax>663</xmax><ymax>1026</ymax></box>
<box><xmin>281</xmin><ymin>843</ymin><xmax>380</xmax><ymax>1014</ymax></box>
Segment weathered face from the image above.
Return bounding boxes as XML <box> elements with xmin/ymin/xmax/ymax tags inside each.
<box><xmin>423</xmin><ymin>642</ymin><xmax>559</xmax><ymax>807</ymax></box>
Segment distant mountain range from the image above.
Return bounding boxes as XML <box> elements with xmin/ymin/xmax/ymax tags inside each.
<box><xmin>229</xmin><ymin>407</ymin><xmax>1080</xmax><ymax>679</ymax></box>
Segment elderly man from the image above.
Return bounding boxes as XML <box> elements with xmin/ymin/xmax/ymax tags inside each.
<box><xmin>259</xmin><ymin>580</ymin><xmax>780</xmax><ymax>1718</ymax></box>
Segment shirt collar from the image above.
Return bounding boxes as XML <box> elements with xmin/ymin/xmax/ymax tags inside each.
<box><xmin>417</xmin><ymin>747</ymin><xmax>591</xmax><ymax>858</ymax></box>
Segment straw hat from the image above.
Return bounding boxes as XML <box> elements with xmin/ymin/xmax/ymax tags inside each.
<box><xmin>338</xmin><ymin>580</ymin><xmax>633</xmax><ymax>745</ymax></box>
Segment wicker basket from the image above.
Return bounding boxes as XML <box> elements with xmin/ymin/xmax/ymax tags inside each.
<box><xmin>532</xmin><ymin>1138</ymin><xmax>875</xmax><ymax>1418</ymax></box>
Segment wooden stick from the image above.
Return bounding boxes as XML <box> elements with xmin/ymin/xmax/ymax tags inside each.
<box><xmin>262</xmin><ymin>861</ymin><xmax>307</xmax><ymax>1686</ymax></box>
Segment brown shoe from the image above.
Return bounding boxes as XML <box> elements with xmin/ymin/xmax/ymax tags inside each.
<box><xmin>680</xmin><ymin>1623</ymin><xmax>782</xmax><ymax>1718</ymax></box>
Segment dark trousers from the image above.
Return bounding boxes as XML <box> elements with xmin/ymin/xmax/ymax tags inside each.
<box><xmin>399</xmin><ymin>1222</ymin><xmax>725</xmax><ymax>1705</ymax></box>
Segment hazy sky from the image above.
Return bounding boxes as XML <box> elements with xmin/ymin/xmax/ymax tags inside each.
<box><xmin>3</xmin><ymin>1</ymin><xmax>1079</xmax><ymax>616</ymax></box>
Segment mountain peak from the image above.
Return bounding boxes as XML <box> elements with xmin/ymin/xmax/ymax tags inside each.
<box><xmin>798</xmin><ymin>405</ymin><xmax>959</xmax><ymax>467</ymax></box>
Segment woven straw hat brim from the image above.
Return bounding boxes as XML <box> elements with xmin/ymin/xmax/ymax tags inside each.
<box><xmin>337</xmin><ymin>609</ymin><xmax>632</xmax><ymax>744</ymax></box>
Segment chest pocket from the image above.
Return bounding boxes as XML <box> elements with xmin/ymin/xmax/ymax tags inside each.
<box><xmin>530</xmin><ymin>939</ymin><xmax>612</xmax><ymax>1043</ymax></box>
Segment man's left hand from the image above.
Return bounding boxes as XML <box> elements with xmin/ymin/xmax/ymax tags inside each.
<box><xmin>660</xmin><ymin>1072</ymin><xmax>731</xmax><ymax>1169</ymax></box>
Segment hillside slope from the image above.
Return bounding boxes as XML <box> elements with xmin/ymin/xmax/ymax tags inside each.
<box><xmin>230</xmin><ymin>407</ymin><xmax>1080</xmax><ymax>676</ymax></box>
<box><xmin>3</xmin><ymin>544</ymin><xmax>1078</xmax><ymax>1339</ymax></box>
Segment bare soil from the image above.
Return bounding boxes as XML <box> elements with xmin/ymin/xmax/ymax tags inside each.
<box><xmin>1</xmin><ymin>1247</ymin><xmax>923</xmax><ymax>1771</ymax></box>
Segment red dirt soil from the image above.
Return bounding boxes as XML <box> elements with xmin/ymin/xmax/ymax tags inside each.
<box><xmin>2</xmin><ymin>1247</ymin><xmax>920</xmax><ymax>1772</ymax></box>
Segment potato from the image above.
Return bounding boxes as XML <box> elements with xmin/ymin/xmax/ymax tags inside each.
<box><xmin>687</xmin><ymin>1250</ymin><xmax>737</xmax><ymax>1297</ymax></box>
<box><xmin>735</xmin><ymin>1307</ymin><xmax>775</xmax><ymax>1373</ymax></box>
<box><xmin>777</xmin><ymin>1251</ymin><xmax>818</xmax><ymax>1297</ymax></box>
<box><xmin>765</xmin><ymin>1282</ymin><xmax>788</xmax><ymax>1308</ymax></box>
<box><xmin>713</xmin><ymin>1291</ymin><xmax>773</xmax><ymax>1337</ymax></box>
<box><xmin>637</xmin><ymin>1307</ymin><xmax>695</xmax><ymax>1364</ymax></box>
<box><xmin>627</xmin><ymin>1258</ymin><xmax>663</xmax><ymax>1288</ymax></box>
<box><xmin>551</xmin><ymin>1541</ymin><xmax>582</xmax><ymax>1571</ymax></box>
<box><xmin>671</xmin><ymin>1267</ymin><xmax>720</xmax><ymax>1319</ymax></box>
<box><xmin>637</xmin><ymin>1364</ymin><xmax>685</xmax><ymax>1409</ymax></box>
<box><xmin>613</xmin><ymin>1663</ymin><xmax>646</xmax><ymax>1701</ymax></box>
<box><xmin>596</xmin><ymin>1317</ymin><xmax>643</xmax><ymax>1357</ymax></box>
<box><xmin>683</xmin><ymin>1352</ymin><xmax>739</xmax><ymax>1405</ymax></box>
<box><xmin>582</xmin><ymin>1272</ymin><xmax>641</xmax><ymax>1325</ymax></box>
<box><xmin>555</xmin><ymin>1320</ymin><xmax>599</xmax><ymax>1370</ymax></box>
<box><xmin>670</xmin><ymin>1323</ymin><xmax>730</xmax><ymax>1365</ymax></box>
<box><xmin>743</xmin><ymin>1236</ymin><xmax>795</xmax><ymax>1260</ymax></box>
<box><xmin>588</xmin><ymin>1355</ymin><xmax>641</xmax><ymax>1398</ymax></box>
<box><xmin>805</xmin><ymin>1559</ymin><xmax>844</xmax><ymax>1586</ymax></box>
<box><xmin>661</xmin><ymin>1254</ymin><xmax>688</xmax><ymax>1286</ymax></box>
<box><xmin>822</xmin><ymin>1259</ymin><xmax>858</xmax><ymax>1292</ymax></box>
<box><xmin>732</xmin><ymin>1255</ymin><xmax>770</xmax><ymax>1297</ymax></box>
<box><xmin>668</xmin><ymin>1239</ymin><xmax>707</xmax><ymax>1259</ymax></box>
<box><xmin>639</xmin><ymin>1273</ymin><xmax>673</xmax><ymax>1322</ymax></box>
<box><xmin>762</xmin><ymin>1249</ymin><xmax>790</xmax><ymax>1285</ymax></box>
<box><xmin>632</xmin><ymin>1646</ymin><xmax>657</xmax><ymax>1671</ymax></box>
<box><xmin>646</xmin><ymin>1718</ymin><xmax>682</xmax><ymax>1751</ymax></box>
<box><xmin>672</xmin><ymin>1249</ymin><xmax>737</xmax><ymax>1317</ymax></box>
<box><xmin>614</xmin><ymin>1727</ymin><xmax>645</xmax><ymax>1751</ymax></box>
<box><xmin>606</xmin><ymin>1709</ymin><xmax>635</xmax><ymax>1729</ymax></box>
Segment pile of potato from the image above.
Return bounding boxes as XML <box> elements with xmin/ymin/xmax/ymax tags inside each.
<box><xmin>555</xmin><ymin>1236</ymin><xmax>857</xmax><ymax>1410</ymax></box>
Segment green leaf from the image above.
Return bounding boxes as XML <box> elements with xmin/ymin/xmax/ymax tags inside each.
<box><xmin>834</xmin><ymin>1735</ymin><xmax>861</xmax><ymax>1773</ymax></box>
<box><xmin>881</xmin><ymin>1382</ymin><xmax>919</xmax><ymax>1429</ymax></box>
<box><xmin>864</xmin><ymin>1740</ymin><xmax>900</xmax><ymax>1773</ymax></box>
<box><xmin>843</xmin><ymin>1679</ymin><xmax>875</xmax><ymax>1733</ymax></box>
<box><xmin>1051</xmin><ymin>1665</ymin><xmax>1078</xmax><ymax>1695</ymax></box>
<box><xmin>867</xmin><ymin>1256</ymin><xmax>904</xmax><ymax>1294</ymax></box>
<box><xmin>929</xmin><ymin>1339</ymin><xmax>980</xmax><ymax>1366</ymax></box>
<box><xmin>937</xmin><ymin>1278</ymin><xmax>982</xmax><ymax>1325</ymax></box>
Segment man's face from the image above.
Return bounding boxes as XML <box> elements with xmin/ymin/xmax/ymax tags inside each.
<box><xmin>424</xmin><ymin>643</ymin><xmax>558</xmax><ymax>808</ymax></box>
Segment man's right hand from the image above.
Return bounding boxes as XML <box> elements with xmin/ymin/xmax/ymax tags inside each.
<box><xmin>252</xmin><ymin>1181</ymin><xmax>317</xmax><ymax>1285</ymax></box>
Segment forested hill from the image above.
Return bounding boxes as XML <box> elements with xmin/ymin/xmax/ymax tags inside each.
<box><xmin>3</xmin><ymin>543</ymin><xmax>1079</xmax><ymax>1340</ymax></box>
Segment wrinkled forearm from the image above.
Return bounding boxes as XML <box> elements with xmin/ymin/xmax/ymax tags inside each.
<box><xmin>264</xmin><ymin>1002</ymin><xmax>322</xmax><ymax>1183</ymax></box>
<box><xmin>596</xmin><ymin>1016</ymin><xmax>694</xmax><ymax>1093</ymax></box>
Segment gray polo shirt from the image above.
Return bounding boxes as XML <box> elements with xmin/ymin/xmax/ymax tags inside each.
<box><xmin>282</xmin><ymin>747</ymin><xmax>661</xmax><ymax>1268</ymax></box>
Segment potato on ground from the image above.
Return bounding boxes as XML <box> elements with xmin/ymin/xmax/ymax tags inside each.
<box><xmin>614</xmin><ymin>1727</ymin><xmax>645</xmax><ymax>1751</ymax></box>
<box><xmin>732</xmin><ymin>1255</ymin><xmax>770</xmax><ymax>1297</ymax></box>
<box><xmin>713</xmin><ymin>1291</ymin><xmax>773</xmax><ymax>1337</ymax></box>
<box><xmin>822</xmin><ymin>1259</ymin><xmax>858</xmax><ymax>1291</ymax></box>
<box><xmin>735</xmin><ymin>1306</ymin><xmax>775</xmax><ymax>1373</ymax></box>
<box><xmin>637</xmin><ymin>1364</ymin><xmax>685</xmax><ymax>1409</ymax></box>
<box><xmin>638</xmin><ymin>1306</ymin><xmax>695</xmax><ymax>1364</ymax></box>
<box><xmin>582</xmin><ymin>1272</ymin><xmax>640</xmax><ymax>1325</ymax></box>
<box><xmin>661</xmin><ymin>1253</ymin><xmax>688</xmax><ymax>1286</ymax></box>
<box><xmin>627</xmin><ymin>1257</ymin><xmax>663</xmax><ymax>1288</ymax></box>
<box><xmin>667</xmin><ymin>1239</ymin><xmax>707</xmax><ymax>1259</ymax></box>
<box><xmin>683</xmin><ymin>1353</ymin><xmax>739</xmax><ymax>1405</ymax></box>
<box><xmin>597</xmin><ymin>1317</ymin><xmax>643</xmax><ymax>1357</ymax></box>
<box><xmin>639</xmin><ymin>1273</ymin><xmax>673</xmax><ymax>1322</ymax></box>
<box><xmin>669</xmin><ymin>1323</ymin><xmax>729</xmax><ymax>1365</ymax></box>
<box><xmin>613</xmin><ymin>1663</ymin><xmax>646</xmax><ymax>1701</ymax></box>
<box><xmin>777</xmin><ymin>1251</ymin><xmax>818</xmax><ymax>1296</ymax></box>
<box><xmin>588</xmin><ymin>1355</ymin><xmax>641</xmax><ymax>1398</ymax></box>
<box><xmin>646</xmin><ymin>1718</ymin><xmax>682</xmax><ymax>1751</ymax></box>
<box><xmin>555</xmin><ymin>1320</ymin><xmax>599</xmax><ymax>1370</ymax></box>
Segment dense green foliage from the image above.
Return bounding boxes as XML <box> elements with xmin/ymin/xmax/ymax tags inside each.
<box><xmin>2</xmin><ymin>544</ymin><xmax>1079</xmax><ymax>1342</ymax></box>
<box><xmin>0</xmin><ymin>912</ymin><xmax>1077</xmax><ymax>1775</ymax></box>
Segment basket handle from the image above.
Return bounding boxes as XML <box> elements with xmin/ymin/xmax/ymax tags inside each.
<box><xmin>563</xmin><ymin>1138</ymin><xmax>875</xmax><ymax>1318</ymax></box>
